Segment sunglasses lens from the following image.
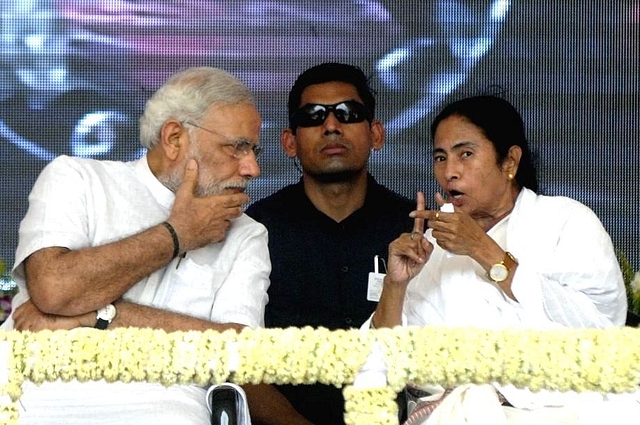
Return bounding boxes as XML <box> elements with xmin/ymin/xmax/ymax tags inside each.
<box><xmin>298</xmin><ymin>104</ymin><xmax>328</xmax><ymax>127</ymax></box>
<box><xmin>292</xmin><ymin>101</ymin><xmax>369</xmax><ymax>128</ymax></box>
<box><xmin>334</xmin><ymin>101</ymin><xmax>367</xmax><ymax>124</ymax></box>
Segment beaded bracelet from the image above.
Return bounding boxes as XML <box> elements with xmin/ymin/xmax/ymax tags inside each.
<box><xmin>161</xmin><ymin>221</ymin><xmax>181</xmax><ymax>259</ymax></box>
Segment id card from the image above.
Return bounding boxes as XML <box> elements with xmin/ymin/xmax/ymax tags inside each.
<box><xmin>367</xmin><ymin>255</ymin><xmax>386</xmax><ymax>301</ymax></box>
<box><xmin>367</xmin><ymin>272</ymin><xmax>385</xmax><ymax>302</ymax></box>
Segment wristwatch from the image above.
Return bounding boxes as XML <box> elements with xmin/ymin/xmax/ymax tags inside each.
<box><xmin>95</xmin><ymin>304</ymin><xmax>116</xmax><ymax>330</ymax></box>
<box><xmin>488</xmin><ymin>252</ymin><xmax>518</xmax><ymax>283</ymax></box>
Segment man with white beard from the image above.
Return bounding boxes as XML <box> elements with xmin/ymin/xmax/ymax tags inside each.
<box><xmin>3</xmin><ymin>67</ymin><xmax>309</xmax><ymax>425</ymax></box>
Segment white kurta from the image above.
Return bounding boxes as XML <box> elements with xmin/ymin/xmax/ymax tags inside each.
<box><xmin>2</xmin><ymin>155</ymin><xmax>271</xmax><ymax>424</ymax></box>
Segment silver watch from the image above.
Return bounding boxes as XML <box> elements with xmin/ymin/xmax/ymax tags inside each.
<box><xmin>95</xmin><ymin>304</ymin><xmax>116</xmax><ymax>330</ymax></box>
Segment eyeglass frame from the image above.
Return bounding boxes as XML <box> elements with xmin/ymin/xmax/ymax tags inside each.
<box><xmin>182</xmin><ymin>121</ymin><xmax>263</xmax><ymax>159</ymax></box>
<box><xmin>288</xmin><ymin>100</ymin><xmax>372</xmax><ymax>130</ymax></box>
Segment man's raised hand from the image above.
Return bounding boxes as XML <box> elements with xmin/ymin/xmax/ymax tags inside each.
<box><xmin>168</xmin><ymin>159</ymin><xmax>249</xmax><ymax>252</ymax></box>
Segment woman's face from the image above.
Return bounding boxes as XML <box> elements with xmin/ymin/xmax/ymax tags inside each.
<box><xmin>432</xmin><ymin>115</ymin><xmax>520</xmax><ymax>226</ymax></box>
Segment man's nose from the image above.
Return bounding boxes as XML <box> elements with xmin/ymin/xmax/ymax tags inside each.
<box><xmin>322</xmin><ymin>112</ymin><xmax>343</xmax><ymax>135</ymax></box>
<box><xmin>238</xmin><ymin>153</ymin><xmax>260</xmax><ymax>178</ymax></box>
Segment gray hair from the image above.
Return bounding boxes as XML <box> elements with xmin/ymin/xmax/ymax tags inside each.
<box><xmin>139</xmin><ymin>67</ymin><xmax>256</xmax><ymax>149</ymax></box>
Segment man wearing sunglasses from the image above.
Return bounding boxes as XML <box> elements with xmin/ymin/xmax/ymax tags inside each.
<box><xmin>2</xmin><ymin>67</ymin><xmax>313</xmax><ymax>425</ymax></box>
<box><xmin>246</xmin><ymin>62</ymin><xmax>414</xmax><ymax>425</ymax></box>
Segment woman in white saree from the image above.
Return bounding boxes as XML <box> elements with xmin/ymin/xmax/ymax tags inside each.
<box><xmin>368</xmin><ymin>94</ymin><xmax>638</xmax><ymax>424</ymax></box>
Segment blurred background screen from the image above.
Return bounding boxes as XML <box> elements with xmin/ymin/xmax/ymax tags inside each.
<box><xmin>1</xmin><ymin>1</ymin><xmax>638</xmax><ymax>271</ymax></box>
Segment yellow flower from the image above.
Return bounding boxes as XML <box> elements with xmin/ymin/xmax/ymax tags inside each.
<box><xmin>343</xmin><ymin>385</ymin><xmax>399</xmax><ymax>425</ymax></box>
<box><xmin>2</xmin><ymin>326</ymin><xmax>640</xmax><ymax>425</ymax></box>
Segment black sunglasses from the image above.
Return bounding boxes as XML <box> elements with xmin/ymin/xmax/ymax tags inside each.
<box><xmin>290</xmin><ymin>101</ymin><xmax>371</xmax><ymax>129</ymax></box>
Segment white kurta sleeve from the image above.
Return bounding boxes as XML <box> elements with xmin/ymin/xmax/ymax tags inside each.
<box><xmin>509</xmin><ymin>193</ymin><xmax>626</xmax><ymax>328</ymax></box>
<box><xmin>207</xmin><ymin>217</ymin><xmax>271</xmax><ymax>328</ymax></box>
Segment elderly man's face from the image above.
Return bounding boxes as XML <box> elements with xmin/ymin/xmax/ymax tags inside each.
<box><xmin>163</xmin><ymin>103</ymin><xmax>262</xmax><ymax>197</ymax></box>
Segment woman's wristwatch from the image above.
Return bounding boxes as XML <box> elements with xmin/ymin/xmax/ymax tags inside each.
<box><xmin>488</xmin><ymin>252</ymin><xmax>518</xmax><ymax>283</ymax></box>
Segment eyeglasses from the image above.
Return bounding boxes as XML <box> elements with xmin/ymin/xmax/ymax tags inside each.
<box><xmin>289</xmin><ymin>101</ymin><xmax>371</xmax><ymax>129</ymax></box>
<box><xmin>183</xmin><ymin>121</ymin><xmax>263</xmax><ymax>159</ymax></box>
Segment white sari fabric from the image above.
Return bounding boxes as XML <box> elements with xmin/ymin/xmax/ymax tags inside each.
<box><xmin>399</xmin><ymin>188</ymin><xmax>638</xmax><ymax>422</ymax></box>
<box><xmin>405</xmin><ymin>384</ymin><xmax>640</xmax><ymax>425</ymax></box>
<box><xmin>405</xmin><ymin>188</ymin><xmax>627</xmax><ymax>332</ymax></box>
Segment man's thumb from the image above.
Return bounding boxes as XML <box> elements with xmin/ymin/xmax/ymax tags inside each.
<box><xmin>179</xmin><ymin>159</ymin><xmax>198</xmax><ymax>194</ymax></box>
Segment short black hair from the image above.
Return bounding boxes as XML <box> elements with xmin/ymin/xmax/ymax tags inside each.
<box><xmin>287</xmin><ymin>62</ymin><xmax>376</xmax><ymax>129</ymax></box>
<box><xmin>431</xmin><ymin>94</ymin><xmax>539</xmax><ymax>193</ymax></box>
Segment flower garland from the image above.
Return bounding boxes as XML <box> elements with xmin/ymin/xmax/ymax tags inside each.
<box><xmin>231</xmin><ymin>326</ymin><xmax>371</xmax><ymax>386</ymax></box>
<box><xmin>343</xmin><ymin>385</ymin><xmax>399</xmax><ymax>425</ymax></box>
<box><xmin>1</xmin><ymin>326</ymin><xmax>640</xmax><ymax>425</ymax></box>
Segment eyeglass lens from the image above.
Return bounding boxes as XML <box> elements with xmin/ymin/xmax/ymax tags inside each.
<box><xmin>184</xmin><ymin>121</ymin><xmax>262</xmax><ymax>159</ymax></box>
<box><xmin>233</xmin><ymin>140</ymin><xmax>263</xmax><ymax>158</ymax></box>
<box><xmin>291</xmin><ymin>101</ymin><xmax>369</xmax><ymax>128</ymax></box>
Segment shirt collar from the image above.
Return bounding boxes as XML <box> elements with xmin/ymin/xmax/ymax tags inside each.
<box><xmin>293</xmin><ymin>174</ymin><xmax>382</xmax><ymax>222</ymax></box>
<box><xmin>135</xmin><ymin>153</ymin><xmax>175</xmax><ymax>210</ymax></box>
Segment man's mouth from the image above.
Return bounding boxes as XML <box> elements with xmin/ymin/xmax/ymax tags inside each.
<box><xmin>321</xmin><ymin>143</ymin><xmax>348</xmax><ymax>155</ymax></box>
<box><xmin>225</xmin><ymin>187</ymin><xmax>246</xmax><ymax>194</ymax></box>
<box><xmin>221</xmin><ymin>180</ymin><xmax>250</xmax><ymax>194</ymax></box>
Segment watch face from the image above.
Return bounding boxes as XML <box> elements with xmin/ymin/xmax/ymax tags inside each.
<box><xmin>489</xmin><ymin>264</ymin><xmax>509</xmax><ymax>282</ymax></box>
<box><xmin>98</xmin><ymin>304</ymin><xmax>116</xmax><ymax>321</ymax></box>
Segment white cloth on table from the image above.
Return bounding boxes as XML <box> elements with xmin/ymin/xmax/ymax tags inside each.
<box><xmin>407</xmin><ymin>384</ymin><xmax>640</xmax><ymax>425</ymax></box>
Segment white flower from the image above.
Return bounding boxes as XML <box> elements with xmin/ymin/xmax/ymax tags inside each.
<box><xmin>2</xmin><ymin>326</ymin><xmax>640</xmax><ymax>425</ymax></box>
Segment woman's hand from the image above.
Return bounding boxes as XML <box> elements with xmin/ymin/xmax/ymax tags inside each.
<box><xmin>386</xmin><ymin>192</ymin><xmax>435</xmax><ymax>287</ymax></box>
<box><xmin>422</xmin><ymin>193</ymin><xmax>512</xmax><ymax>295</ymax></box>
<box><xmin>411</xmin><ymin>192</ymin><xmax>494</xmax><ymax>259</ymax></box>
<box><xmin>372</xmin><ymin>192</ymin><xmax>435</xmax><ymax>329</ymax></box>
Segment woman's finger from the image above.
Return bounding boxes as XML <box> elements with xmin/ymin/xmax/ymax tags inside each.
<box><xmin>412</xmin><ymin>191</ymin><xmax>426</xmax><ymax>237</ymax></box>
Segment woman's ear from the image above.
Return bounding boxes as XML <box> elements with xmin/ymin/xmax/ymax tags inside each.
<box><xmin>504</xmin><ymin>145</ymin><xmax>522</xmax><ymax>177</ymax></box>
<box><xmin>280</xmin><ymin>128</ymin><xmax>297</xmax><ymax>158</ymax></box>
<box><xmin>159</xmin><ymin>120</ymin><xmax>186</xmax><ymax>161</ymax></box>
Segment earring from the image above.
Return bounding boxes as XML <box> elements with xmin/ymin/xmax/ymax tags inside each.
<box><xmin>508</xmin><ymin>173</ymin><xmax>514</xmax><ymax>180</ymax></box>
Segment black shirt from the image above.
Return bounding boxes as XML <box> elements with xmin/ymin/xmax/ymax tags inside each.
<box><xmin>246</xmin><ymin>175</ymin><xmax>414</xmax><ymax>425</ymax></box>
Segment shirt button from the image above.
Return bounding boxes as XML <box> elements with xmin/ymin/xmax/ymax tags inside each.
<box><xmin>345</xmin><ymin>318</ymin><xmax>353</xmax><ymax>325</ymax></box>
<box><xmin>341</xmin><ymin>266</ymin><xmax>349</xmax><ymax>273</ymax></box>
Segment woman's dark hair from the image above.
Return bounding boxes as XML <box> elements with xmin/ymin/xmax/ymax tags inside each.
<box><xmin>287</xmin><ymin>62</ymin><xmax>376</xmax><ymax>130</ymax></box>
<box><xmin>430</xmin><ymin>95</ymin><xmax>538</xmax><ymax>192</ymax></box>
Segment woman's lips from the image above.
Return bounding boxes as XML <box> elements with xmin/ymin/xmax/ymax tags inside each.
<box><xmin>447</xmin><ymin>191</ymin><xmax>464</xmax><ymax>206</ymax></box>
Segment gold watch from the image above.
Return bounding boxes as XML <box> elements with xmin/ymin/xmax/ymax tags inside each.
<box><xmin>488</xmin><ymin>252</ymin><xmax>518</xmax><ymax>283</ymax></box>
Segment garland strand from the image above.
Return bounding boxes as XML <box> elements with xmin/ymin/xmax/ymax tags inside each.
<box><xmin>1</xmin><ymin>326</ymin><xmax>639</xmax><ymax>425</ymax></box>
